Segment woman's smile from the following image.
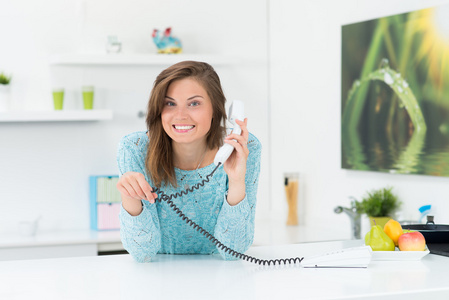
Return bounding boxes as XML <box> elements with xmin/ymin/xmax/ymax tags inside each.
<box><xmin>173</xmin><ymin>124</ymin><xmax>195</xmax><ymax>132</ymax></box>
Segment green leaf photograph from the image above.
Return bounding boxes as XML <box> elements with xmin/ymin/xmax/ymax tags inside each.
<box><xmin>342</xmin><ymin>4</ymin><xmax>449</xmax><ymax>176</ymax></box>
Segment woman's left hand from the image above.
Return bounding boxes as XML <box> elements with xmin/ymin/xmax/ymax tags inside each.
<box><xmin>223</xmin><ymin>118</ymin><xmax>249</xmax><ymax>183</ymax></box>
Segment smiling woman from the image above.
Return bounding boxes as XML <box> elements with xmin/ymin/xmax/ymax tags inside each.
<box><xmin>115</xmin><ymin>60</ymin><xmax>262</xmax><ymax>263</ymax></box>
<box><xmin>146</xmin><ymin>62</ymin><xmax>228</xmax><ymax>187</ymax></box>
<box><xmin>161</xmin><ymin>78</ymin><xmax>215</xmax><ymax>162</ymax></box>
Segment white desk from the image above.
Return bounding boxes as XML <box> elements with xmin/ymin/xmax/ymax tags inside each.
<box><xmin>1</xmin><ymin>240</ymin><xmax>449</xmax><ymax>300</ymax></box>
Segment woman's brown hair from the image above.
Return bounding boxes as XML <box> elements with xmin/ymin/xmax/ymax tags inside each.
<box><xmin>145</xmin><ymin>61</ymin><xmax>227</xmax><ymax>188</ymax></box>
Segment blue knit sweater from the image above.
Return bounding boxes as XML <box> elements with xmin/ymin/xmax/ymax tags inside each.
<box><xmin>117</xmin><ymin>131</ymin><xmax>261</xmax><ymax>262</ymax></box>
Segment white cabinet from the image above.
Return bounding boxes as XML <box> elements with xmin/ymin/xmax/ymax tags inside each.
<box><xmin>0</xmin><ymin>244</ymin><xmax>98</xmax><ymax>261</ymax></box>
<box><xmin>0</xmin><ymin>230</ymin><xmax>123</xmax><ymax>261</ymax></box>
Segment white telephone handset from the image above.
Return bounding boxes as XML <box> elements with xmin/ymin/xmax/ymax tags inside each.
<box><xmin>214</xmin><ymin>100</ymin><xmax>245</xmax><ymax>166</ymax></box>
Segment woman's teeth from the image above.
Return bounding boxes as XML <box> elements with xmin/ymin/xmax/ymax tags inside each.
<box><xmin>174</xmin><ymin>125</ymin><xmax>194</xmax><ymax>130</ymax></box>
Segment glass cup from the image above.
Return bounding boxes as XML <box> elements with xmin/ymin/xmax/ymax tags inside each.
<box><xmin>82</xmin><ymin>86</ymin><xmax>94</xmax><ymax>110</ymax></box>
<box><xmin>52</xmin><ymin>88</ymin><xmax>64</xmax><ymax>110</ymax></box>
<box><xmin>18</xmin><ymin>215</ymin><xmax>41</xmax><ymax>237</ymax></box>
<box><xmin>284</xmin><ymin>172</ymin><xmax>299</xmax><ymax>226</ymax></box>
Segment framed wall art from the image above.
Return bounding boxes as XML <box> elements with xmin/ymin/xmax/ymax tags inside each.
<box><xmin>342</xmin><ymin>4</ymin><xmax>449</xmax><ymax>177</ymax></box>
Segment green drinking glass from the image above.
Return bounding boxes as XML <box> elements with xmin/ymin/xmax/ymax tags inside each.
<box><xmin>82</xmin><ymin>86</ymin><xmax>94</xmax><ymax>110</ymax></box>
<box><xmin>52</xmin><ymin>88</ymin><xmax>64</xmax><ymax>110</ymax></box>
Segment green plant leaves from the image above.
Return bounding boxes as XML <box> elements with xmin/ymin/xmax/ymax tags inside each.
<box><xmin>0</xmin><ymin>72</ymin><xmax>12</xmax><ymax>85</ymax></box>
<box><xmin>360</xmin><ymin>187</ymin><xmax>401</xmax><ymax>217</ymax></box>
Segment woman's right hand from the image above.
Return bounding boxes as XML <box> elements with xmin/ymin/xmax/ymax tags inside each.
<box><xmin>116</xmin><ymin>172</ymin><xmax>158</xmax><ymax>205</ymax></box>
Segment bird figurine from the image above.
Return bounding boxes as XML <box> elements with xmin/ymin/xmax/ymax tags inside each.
<box><xmin>152</xmin><ymin>27</ymin><xmax>183</xmax><ymax>54</ymax></box>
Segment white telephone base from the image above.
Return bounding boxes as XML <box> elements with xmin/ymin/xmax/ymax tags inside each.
<box><xmin>301</xmin><ymin>246</ymin><xmax>372</xmax><ymax>268</ymax></box>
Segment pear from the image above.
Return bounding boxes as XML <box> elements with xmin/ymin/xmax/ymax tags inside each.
<box><xmin>365</xmin><ymin>225</ymin><xmax>395</xmax><ymax>251</ymax></box>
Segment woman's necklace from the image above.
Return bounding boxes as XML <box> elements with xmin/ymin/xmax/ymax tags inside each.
<box><xmin>180</xmin><ymin>149</ymin><xmax>207</xmax><ymax>190</ymax></box>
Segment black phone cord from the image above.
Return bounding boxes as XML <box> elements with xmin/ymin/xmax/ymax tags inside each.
<box><xmin>152</xmin><ymin>163</ymin><xmax>304</xmax><ymax>266</ymax></box>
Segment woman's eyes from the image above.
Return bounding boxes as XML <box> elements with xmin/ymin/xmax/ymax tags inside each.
<box><xmin>189</xmin><ymin>101</ymin><xmax>200</xmax><ymax>107</ymax></box>
<box><xmin>164</xmin><ymin>101</ymin><xmax>200</xmax><ymax>107</ymax></box>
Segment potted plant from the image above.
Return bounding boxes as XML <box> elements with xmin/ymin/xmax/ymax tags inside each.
<box><xmin>359</xmin><ymin>187</ymin><xmax>401</xmax><ymax>228</ymax></box>
<box><xmin>0</xmin><ymin>72</ymin><xmax>12</xmax><ymax>112</ymax></box>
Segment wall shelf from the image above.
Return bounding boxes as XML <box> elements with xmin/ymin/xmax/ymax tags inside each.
<box><xmin>0</xmin><ymin>110</ymin><xmax>113</xmax><ymax>122</ymax></box>
<box><xmin>49</xmin><ymin>53</ymin><xmax>238</xmax><ymax>66</ymax></box>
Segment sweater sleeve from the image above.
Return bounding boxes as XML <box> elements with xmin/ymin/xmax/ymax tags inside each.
<box><xmin>214</xmin><ymin>133</ymin><xmax>261</xmax><ymax>260</ymax></box>
<box><xmin>117</xmin><ymin>132</ymin><xmax>161</xmax><ymax>263</ymax></box>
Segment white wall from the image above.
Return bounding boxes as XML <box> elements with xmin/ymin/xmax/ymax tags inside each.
<box><xmin>0</xmin><ymin>0</ymin><xmax>269</xmax><ymax>233</ymax></box>
<box><xmin>2</xmin><ymin>0</ymin><xmax>448</xmax><ymax>241</ymax></box>
<box><xmin>270</xmin><ymin>0</ymin><xmax>449</xmax><ymax>237</ymax></box>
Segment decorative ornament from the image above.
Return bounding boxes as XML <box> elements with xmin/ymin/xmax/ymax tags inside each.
<box><xmin>152</xmin><ymin>27</ymin><xmax>183</xmax><ymax>54</ymax></box>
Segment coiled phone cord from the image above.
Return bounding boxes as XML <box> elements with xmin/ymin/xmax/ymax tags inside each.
<box><xmin>152</xmin><ymin>163</ymin><xmax>304</xmax><ymax>266</ymax></box>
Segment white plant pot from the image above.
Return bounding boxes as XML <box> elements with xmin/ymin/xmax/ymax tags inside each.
<box><xmin>0</xmin><ymin>84</ymin><xmax>11</xmax><ymax>112</ymax></box>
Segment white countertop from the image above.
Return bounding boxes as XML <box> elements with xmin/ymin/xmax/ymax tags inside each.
<box><xmin>0</xmin><ymin>218</ymin><xmax>350</xmax><ymax>262</ymax></box>
<box><xmin>1</xmin><ymin>240</ymin><xmax>449</xmax><ymax>300</ymax></box>
<box><xmin>0</xmin><ymin>219</ymin><xmax>349</xmax><ymax>249</ymax></box>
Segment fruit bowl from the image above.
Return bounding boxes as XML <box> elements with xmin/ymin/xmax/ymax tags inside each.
<box><xmin>371</xmin><ymin>247</ymin><xmax>430</xmax><ymax>261</ymax></box>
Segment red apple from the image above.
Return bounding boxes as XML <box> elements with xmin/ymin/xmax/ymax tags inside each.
<box><xmin>398</xmin><ymin>231</ymin><xmax>426</xmax><ymax>251</ymax></box>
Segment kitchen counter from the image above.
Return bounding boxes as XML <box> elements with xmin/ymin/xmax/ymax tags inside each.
<box><xmin>0</xmin><ymin>219</ymin><xmax>350</xmax><ymax>261</ymax></box>
<box><xmin>1</xmin><ymin>240</ymin><xmax>449</xmax><ymax>300</ymax></box>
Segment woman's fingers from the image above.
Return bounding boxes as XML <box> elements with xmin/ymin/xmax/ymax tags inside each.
<box><xmin>134</xmin><ymin>173</ymin><xmax>157</xmax><ymax>203</ymax></box>
<box><xmin>121</xmin><ymin>181</ymin><xmax>143</xmax><ymax>200</ymax></box>
<box><xmin>224</xmin><ymin>138</ymin><xmax>249</xmax><ymax>157</ymax></box>
<box><xmin>117</xmin><ymin>172</ymin><xmax>157</xmax><ymax>204</ymax></box>
<box><xmin>226</xmin><ymin>132</ymin><xmax>247</xmax><ymax>144</ymax></box>
<box><xmin>225</xmin><ymin>132</ymin><xmax>249</xmax><ymax>155</ymax></box>
<box><xmin>116</xmin><ymin>181</ymin><xmax>132</xmax><ymax>198</ymax></box>
<box><xmin>224</xmin><ymin>139</ymin><xmax>244</xmax><ymax>154</ymax></box>
<box><xmin>235</xmin><ymin>118</ymin><xmax>249</xmax><ymax>140</ymax></box>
